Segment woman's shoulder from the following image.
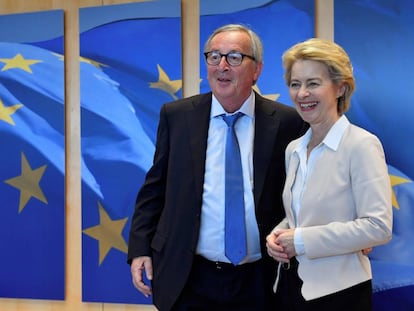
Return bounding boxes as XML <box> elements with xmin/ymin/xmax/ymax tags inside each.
<box><xmin>342</xmin><ymin>123</ymin><xmax>386</xmax><ymax>159</ymax></box>
<box><xmin>345</xmin><ymin>123</ymin><xmax>382</xmax><ymax>144</ymax></box>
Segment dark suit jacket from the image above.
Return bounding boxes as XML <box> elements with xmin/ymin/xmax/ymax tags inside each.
<box><xmin>128</xmin><ymin>91</ymin><xmax>306</xmax><ymax>311</ymax></box>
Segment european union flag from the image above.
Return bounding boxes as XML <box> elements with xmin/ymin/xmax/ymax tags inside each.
<box><xmin>79</xmin><ymin>50</ymin><xmax>162</xmax><ymax>304</ymax></box>
<box><xmin>78</xmin><ymin>2</ymin><xmax>182</xmax><ymax>304</ymax></box>
<box><xmin>335</xmin><ymin>0</ymin><xmax>414</xmax><ymax>180</ymax></box>
<box><xmin>336</xmin><ymin>1</ymin><xmax>414</xmax><ymax>309</ymax></box>
<box><xmin>0</xmin><ymin>42</ymin><xmax>65</xmax><ymax>300</ymax></box>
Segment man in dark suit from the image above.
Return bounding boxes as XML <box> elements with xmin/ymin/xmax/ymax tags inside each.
<box><xmin>128</xmin><ymin>24</ymin><xmax>306</xmax><ymax>311</ymax></box>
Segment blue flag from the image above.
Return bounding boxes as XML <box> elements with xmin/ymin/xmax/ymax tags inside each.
<box><xmin>335</xmin><ymin>0</ymin><xmax>414</xmax><ymax>180</ymax></box>
<box><xmin>78</xmin><ymin>1</ymin><xmax>182</xmax><ymax>304</ymax></box>
<box><xmin>335</xmin><ymin>1</ymin><xmax>414</xmax><ymax>309</ymax></box>
<box><xmin>0</xmin><ymin>41</ymin><xmax>65</xmax><ymax>300</ymax></box>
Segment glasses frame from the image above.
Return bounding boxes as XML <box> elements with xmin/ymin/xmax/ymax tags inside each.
<box><xmin>204</xmin><ymin>50</ymin><xmax>256</xmax><ymax>67</ymax></box>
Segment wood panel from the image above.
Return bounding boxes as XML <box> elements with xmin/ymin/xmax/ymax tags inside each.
<box><xmin>315</xmin><ymin>0</ymin><xmax>334</xmax><ymax>40</ymax></box>
<box><xmin>64</xmin><ymin>0</ymin><xmax>84</xmax><ymax>310</ymax></box>
<box><xmin>0</xmin><ymin>0</ymin><xmax>151</xmax><ymax>12</ymax></box>
<box><xmin>0</xmin><ymin>0</ymin><xmax>64</xmax><ymax>13</ymax></box>
<box><xmin>80</xmin><ymin>0</ymin><xmax>150</xmax><ymax>8</ymax></box>
<box><xmin>181</xmin><ymin>0</ymin><xmax>200</xmax><ymax>97</ymax></box>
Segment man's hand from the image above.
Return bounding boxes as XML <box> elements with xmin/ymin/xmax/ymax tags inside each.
<box><xmin>131</xmin><ymin>256</ymin><xmax>153</xmax><ymax>297</ymax></box>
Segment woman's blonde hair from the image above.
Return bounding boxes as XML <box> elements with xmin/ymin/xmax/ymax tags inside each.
<box><xmin>282</xmin><ymin>38</ymin><xmax>355</xmax><ymax>114</ymax></box>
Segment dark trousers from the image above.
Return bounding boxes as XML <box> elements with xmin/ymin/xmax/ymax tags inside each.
<box><xmin>275</xmin><ymin>257</ymin><xmax>372</xmax><ymax>311</ymax></box>
<box><xmin>171</xmin><ymin>255</ymin><xmax>270</xmax><ymax>311</ymax></box>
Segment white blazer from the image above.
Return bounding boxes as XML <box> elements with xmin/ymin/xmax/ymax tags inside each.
<box><xmin>277</xmin><ymin>118</ymin><xmax>393</xmax><ymax>300</ymax></box>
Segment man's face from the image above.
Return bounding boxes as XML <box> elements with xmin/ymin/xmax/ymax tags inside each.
<box><xmin>205</xmin><ymin>30</ymin><xmax>262</xmax><ymax>111</ymax></box>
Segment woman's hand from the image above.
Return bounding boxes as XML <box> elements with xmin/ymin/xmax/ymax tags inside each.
<box><xmin>266</xmin><ymin>229</ymin><xmax>292</xmax><ymax>263</ymax></box>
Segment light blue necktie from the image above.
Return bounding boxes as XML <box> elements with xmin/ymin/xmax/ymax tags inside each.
<box><xmin>222</xmin><ymin>112</ymin><xmax>247</xmax><ymax>265</ymax></box>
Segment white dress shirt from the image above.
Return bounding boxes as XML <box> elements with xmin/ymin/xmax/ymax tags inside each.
<box><xmin>196</xmin><ymin>91</ymin><xmax>261</xmax><ymax>264</ymax></box>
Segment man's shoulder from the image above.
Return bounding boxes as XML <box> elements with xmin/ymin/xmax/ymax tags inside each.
<box><xmin>162</xmin><ymin>92</ymin><xmax>212</xmax><ymax>112</ymax></box>
<box><xmin>256</xmin><ymin>94</ymin><xmax>299</xmax><ymax>117</ymax></box>
<box><xmin>255</xmin><ymin>92</ymin><xmax>290</xmax><ymax>107</ymax></box>
<box><xmin>168</xmin><ymin>92</ymin><xmax>211</xmax><ymax>105</ymax></box>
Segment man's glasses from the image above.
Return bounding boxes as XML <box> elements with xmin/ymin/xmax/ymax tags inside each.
<box><xmin>204</xmin><ymin>51</ymin><xmax>256</xmax><ymax>67</ymax></box>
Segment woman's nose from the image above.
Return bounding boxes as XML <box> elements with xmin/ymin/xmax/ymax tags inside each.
<box><xmin>298</xmin><ymin>86</ymin><xmax>310</xmax><ymax>98</ymax></box>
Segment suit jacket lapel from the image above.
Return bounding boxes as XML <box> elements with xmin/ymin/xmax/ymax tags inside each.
<box><xmin>253</xmin><ymin>95</ymin><xmax>280</xmax><ymax>206</ymax></box>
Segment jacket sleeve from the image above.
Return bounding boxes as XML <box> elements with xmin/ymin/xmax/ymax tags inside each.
<box><xmin>127</xmin><ymin>104</ymin><xmax>170</xmax><ymax>264</ymax></box>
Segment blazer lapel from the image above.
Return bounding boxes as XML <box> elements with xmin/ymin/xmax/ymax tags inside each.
<box><xmin>253</xmin><ymin>96</ymin><xmax>280</xmax><ymax>205</ymax></box>
<box><xmin>284</xmin><ymin>152</ymin><xmax>299</xmax><ymax>226</ymax></box>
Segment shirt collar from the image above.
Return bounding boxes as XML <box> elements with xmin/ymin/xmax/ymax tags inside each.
<box><xmin>211</xmin><ymin>91</ymin><xmax>255</xmax><ymax>118</ymax></box>
<box><xmin>295</xmin><ymin>115</ymin><xmax>350</xmax><ymax>153</ymax></box>
<box><xmin>324</xmin><ymin>115</ymin><xmax>350</xmax><ymax>151</ymax></box>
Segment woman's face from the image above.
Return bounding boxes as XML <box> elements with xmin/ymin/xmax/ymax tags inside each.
<box><xmin>288</xmin><ymin>59</ymin><xmax>344</xmax><ymax>127</ymax></box>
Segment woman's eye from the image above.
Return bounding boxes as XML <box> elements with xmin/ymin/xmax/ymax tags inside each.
<box><xmin>308</xmin><ymin>81</ymin><xmax>319</xmax><ymax>88</ymax></box>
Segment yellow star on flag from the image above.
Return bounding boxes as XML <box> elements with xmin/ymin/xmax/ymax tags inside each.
<box><xmin>149</xmin><ymin>64</ymin><xmax>182</xmax><ymax>99</ymax></box>
<box><xmin>4</xmin><ymin>152</ymin><xmax>48</xmax><ymax>213</ymax></box>
<box><xmin>390</xmin><ymin>174</ymin><xmax>412</xmax><ymax>209</ymax></box>
<box><xmin>0</xmin><ymin>98</ymin><xmax>23</xmax><ymax>125</ymax></box>
<box><xmin>0</xmin><ymin>53</ymin><xmax>42</xmax><ymax>73</ymax></box>
<box><xmin>83</xmin><ymin>202</ymin><xmax>128</xmax><ymax>265</ymax></box>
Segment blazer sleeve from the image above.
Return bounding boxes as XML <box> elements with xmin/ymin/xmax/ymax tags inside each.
<box><xmin>127</xmin><ymin>104</ymin><xmax>170</xmax><ymax>263</ymax></box>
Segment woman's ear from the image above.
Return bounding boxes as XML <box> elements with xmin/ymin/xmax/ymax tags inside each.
<box><xmin>338</xmin><ymin>83</ymin><xmax>346</xmax><ymax>98</ymax></box>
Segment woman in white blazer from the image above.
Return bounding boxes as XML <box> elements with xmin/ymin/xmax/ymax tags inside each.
<box><xmin>266</xmin><ymin>38</ymin><xmax>393</xmax><ymax>310</ymax></box>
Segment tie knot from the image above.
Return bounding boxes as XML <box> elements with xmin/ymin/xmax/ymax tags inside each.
<box><xmin>222</xmin><ymin>112</ymin><xmax>243</xmax><ymax>128</ymax></box>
